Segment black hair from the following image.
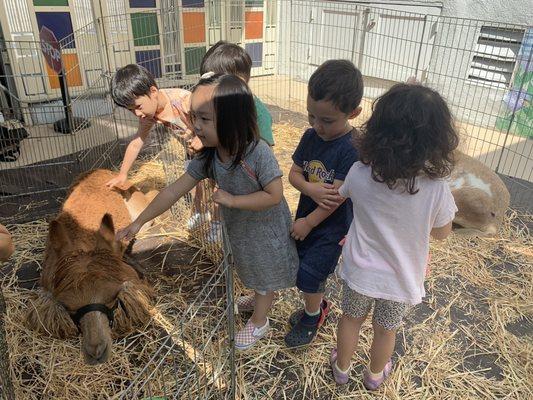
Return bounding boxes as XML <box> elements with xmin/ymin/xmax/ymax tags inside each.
<box><xmin>308</xmin><ymin>59</ymin><xmax>364</xmax><ymax>114</ymax></box>
<box><xmin>200</xmin><ymin>41</ymin><xmax>253</xmax><ymax>82</ymax></box>
<box><xmin>192</xmin><ymin>74</ymin><xmax>259</xmax><ymax>176</ymax></box>
<box><xmin>110</xmin><ymin>64</ymin><xmax>157</xmax><ymax>108</ymax></box>
<box><xmin>357</xmin><ymin>83</ymin><xmax>459</xmax><ymax>194</ymax></box>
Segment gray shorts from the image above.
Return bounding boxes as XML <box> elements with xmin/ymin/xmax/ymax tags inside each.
<box><xmin>341</xmin><ymin>282</ymin><xmax>410</xmax><ymax>330</ymax></box>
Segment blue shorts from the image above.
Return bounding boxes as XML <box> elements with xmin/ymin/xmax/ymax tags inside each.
<box><xmin>296</xmin><ymin>232</ymin><xmax>343</xmax><ymax>293</ymax></box>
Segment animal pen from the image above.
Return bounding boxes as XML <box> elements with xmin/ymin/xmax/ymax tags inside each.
<box><xmin>0</xmin><ymin>0</ymin><xmax>531</xmax><ymax>399</ymax></box>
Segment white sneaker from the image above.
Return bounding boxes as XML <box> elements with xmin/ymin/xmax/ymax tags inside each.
<box><xmin>206</xmin><ymin>221</ymin><xmax>222</xmax><ymax>244</ymax></box>
<box><xmin>187</xmin><ymin>212</ymin><xmax>211</xmax><ymax>230</ymax></box>
<box><xmin>235</xmin><ymin>319</ymin><xmax>270</xmax><ymax>351</ymax></box>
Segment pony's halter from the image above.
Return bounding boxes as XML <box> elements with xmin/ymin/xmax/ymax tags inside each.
<box><xmin>71</xmin><ymin>301</ymin><xmax>123</xmax><ymax>329</ymax></box>
<box><xmin>54</xmin><ymin>249</ymin><xmax>129</xmax><ymax>330</ymax></box>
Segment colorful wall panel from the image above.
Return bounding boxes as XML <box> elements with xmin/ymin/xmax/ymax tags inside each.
<box><xmin>35</xmin><ymin>12</ymin><xmax>76</xmax><ymax>48</ymax></box>
<box><xmin>131</xmin><ymin>12</ymin><xmax>160</xmax><ymax>46</ymax></box>
<box><xmin>185</xmin><ymin>46</ymin><xmax>206</xmax><ymax>74</ymax></box>
<box><xmin>245</xmin><ymin>11</ymin><xmax>263</xmax><ymax>40</ymax></box>
<box><xmin>181</xmin><ymin>0</ymin><xmax>207</xmax><ymax>75</ymax></box>
<box><xmin>45</xmin><ymin>53</ymin><xmax>83</xmax><ymax>89</ymax></box>
<box><xmin>33</xmin><ymin>0</ymin><xmax>69</xmax><ymax>6</ymax></box>
<box><xmin>33</xmin><ymin>5</ymin><xmax>82</xmax><ymax>91</ymax></box>
<box><xmin>183</xmin><ymin>12</ymin><xmax>206</xmax><ymax>43</ymax></box>
<box><xmin>127</xmin><ymin>1</ymin><xmax>163</xmax><ymax>78</ymax></box>
<box><xmin>182</xmin><ymin>0</ymin><xmax>204</xmax><ymax>7</ymax></box>
<box><xmin>135</xmin><ymin>49</ymin><xmax>162</xmax><ymax>78</ymax></box>
<box><xmin>245</xmin><ymin>42</ymin><xmax>263</xmax><ymax>67</ymax></box>
<box><xmin>129</xmin><ymin>0</ymin><xmax>157</xmax><ymax>7</ymax></box>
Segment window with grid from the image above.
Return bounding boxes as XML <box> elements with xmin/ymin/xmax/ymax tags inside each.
<box><xmin>468</xmin><ymin>26</ymin><xmax>525</xmax><ymax>88</ymax></box>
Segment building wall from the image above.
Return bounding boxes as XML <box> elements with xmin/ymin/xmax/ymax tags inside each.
<box><xmin>426</xmin><ymin>0</ymin><xmax>531</xmax><ymax>129</ymax></box>
<box><xmin>440</xmin><ymin>0</ymin><xmax>532</xmax><ymax>24</ymax></box>
<box><xmin>277</xmin><ymin>0</ymin><xmax>531</xmax><ymax>129</ymax></box>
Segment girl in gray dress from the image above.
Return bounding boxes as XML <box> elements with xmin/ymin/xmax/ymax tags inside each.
<box><xmin>117</xmin><ymin>73</ymin><xmax>298</xmax><ymax>351</ymax></box>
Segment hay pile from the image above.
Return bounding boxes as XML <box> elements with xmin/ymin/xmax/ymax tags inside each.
<box><xmin>1</xmin><ymin>213</ymin><xmax>231</xmax><ymax>399</ymax></box>
<box><xmin>229</xmin><ymin>123</ymin><xmax>533</xmax><ymax>399</ymax></box>
<box><xmin>232</xmin><ymin>210</ymin><xmax>532</xmax><ymax>399</ymax></box>
<box><xmin>0</xmin><ymin>122</ymin><xmax>531</xmax><ymax>399</ymax></box>
<box><xmin>0</xmin><ymin>147</ymin><xmax>230</xmax><ymax>399</ymax></box>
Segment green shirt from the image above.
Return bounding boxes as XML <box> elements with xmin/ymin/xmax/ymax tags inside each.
<box><xmin>254</xmin><ymin>96</ymin><xmax>274</xmax><ymax>146</ymax></box>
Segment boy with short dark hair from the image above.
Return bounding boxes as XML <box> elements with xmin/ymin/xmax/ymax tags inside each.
<box><xmin>107</xmin><ymin>64</ymin><xmax>192</xmax><ymax>189</ymax></box>
<box><xmin>285</xmin><ymin>59</ymin><xmax>364</xmax><ymax>348</ymax></box>
<box><xmin>200</xmin><ymin>40</ymin><xmax>274</xmax><ymax>146</ymax></box>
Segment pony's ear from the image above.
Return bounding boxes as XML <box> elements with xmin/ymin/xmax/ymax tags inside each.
<box><xmin>25</xmin><ymin>290</ymin><xmax>78</xmax><ymax>338</ymax></box>
<box><xmin>48</xmin><ymin>219</ymin><xmax>71</xmax><ymax>252</ymax></box>
<box><xmin>96</xmin><ymin>214</ymin><xmax>123</xmax><ymax>254</ymax></box>
<box><xmin>98</xmin><ymin>214</ymin><xmax>115</xmax><ymax>242</ymax></box>
<box><xmin>113</xmin><ymin>281</ymin><xmax>153</xmax><ymax>338</ymax></box>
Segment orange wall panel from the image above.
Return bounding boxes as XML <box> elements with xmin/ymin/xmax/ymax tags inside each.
<box><xmin>183</xmin><ymin>12</ymin><xmax>206</xmax><ymax>43</ymax></box>
<box><xmin>245</xmin><ymin>11</ymin><xmax>263</xmax><ymax>39</ymax></box>
<box><xmin>46</xmin><ymin>53</ymin><xmax>83</xmax><ymax>89</ymax></box>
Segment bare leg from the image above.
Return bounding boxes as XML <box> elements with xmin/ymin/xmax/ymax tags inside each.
<box><xmin>336</xmin><ymin>314</ymin><xmax>367</xmax><ymax>371</ymax></box>
<box><xmin>369</xmin><ymin>321</ymin><xmax>396</xmax><ymax>373</ymax></box>
<box><xmin>250</xmin><ymin>291</ymin><xmax>275</xmax><ymax>327</ymax></box>
<box><xmin>303</xmin><ymin>292</ymin><xmax>323</xmax><ymax>314</ymax></box>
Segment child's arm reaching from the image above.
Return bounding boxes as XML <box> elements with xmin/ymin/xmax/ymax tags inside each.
<box><xmin>289</xmin><ymin>164</ymin><xmax>343</xmax><ymax>209</ymax></box>
<box><xmin>106</xmin><ymin>122</ymin><xmax>152</xmax><ymax>188</ymax></box>
<box><xmin>430</xmin><ymin>222</ymin><xmax>452</xmax><ymax>240</ymax></box>
<box><xmin>291</xmin><ymin>179</ymin><xmax>346</xmax><ymax>240</ymax></box>
<box><xmin>212</xmin><ymin>177</ymin><xmax>283</xmax><ymax>211</ymax></box>
<box><xmin>116</xmin><ymin>173</ymin><xmax>198</xmax><ymax>240</ymax></box>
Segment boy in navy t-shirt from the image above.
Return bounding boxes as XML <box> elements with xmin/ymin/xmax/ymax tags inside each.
<box><xmin>285</xmin><ymin>60</ymin><xmax>364</xmax><ymax>348</ymax></box>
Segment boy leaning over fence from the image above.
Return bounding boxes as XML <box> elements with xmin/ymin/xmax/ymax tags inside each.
<box><xmin>106</xmin><ymin>64</ymin><xmax>193</xmax><ymax>189</ymax></box>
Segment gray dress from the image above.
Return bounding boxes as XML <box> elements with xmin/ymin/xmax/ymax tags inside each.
<box><xmin>187</xmin><ymin>140</ymin><xmax>299</xmax><ymax>292</ymax></box>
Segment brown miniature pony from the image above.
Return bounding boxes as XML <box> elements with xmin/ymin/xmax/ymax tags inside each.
<box><xmin>26</xmin><ymin>169</ymin><xmax>157</xmax><ymax>365</ymax></box>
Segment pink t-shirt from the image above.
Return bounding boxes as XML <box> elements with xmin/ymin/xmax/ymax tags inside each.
<box><xmin>338</xmin><ymin>162</ymin><xmax>457</xmax><ymax>305</ymax></box>
<box><xmin>138</xmin><ymin>88</ymin><xmax>192</xmax><ymax>135</ymax></box>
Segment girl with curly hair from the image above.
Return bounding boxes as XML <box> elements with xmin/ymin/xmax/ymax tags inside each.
<box><xmin>330</xmin><ymin>83</ymin><xmax>459</xmax><ymax>389</ymax></box>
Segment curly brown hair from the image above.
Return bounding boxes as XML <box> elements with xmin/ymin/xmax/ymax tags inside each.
<box><xmin>356</xmin><ymin>83</ymin><xmax>459</xmax><ymax>194</ymax></box>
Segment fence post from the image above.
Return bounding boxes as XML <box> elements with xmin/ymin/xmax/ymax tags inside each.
<box><xmin>223</xmin><ymin>231</ymin><xmax>236</xmax><ymax>400</ymax></box>
<box><xmin>91</xmin><ymin>0</ymin><xmax>113</xmax><ymax>77</ymax></box>
<box><xmin>0</xmin><ymin>288</ymin><xmax>15</xmax><ymax>400</ymax></box>
<box><xmin>414</xmin><ymin>14</ymin><xmax>428</xmax><ymax>80</ymax></box>
<box><xmin>357</xmin><ymin>7</ymin><xmax>370</xmax><ymax>72</ymax></box>
<box><xmin>287</xmin><ymin>0</ymin><xmax>293</xmax><ymax>110</ymax></box>
<box><xmin>495</xmin><ymin>44</ymin><xmax>532</xmax><ymax>174</ymax></box>
<box><xmin>91</xmin><ymin>0</ymin><xmax>121</xmax><ymax>144</ymax></box>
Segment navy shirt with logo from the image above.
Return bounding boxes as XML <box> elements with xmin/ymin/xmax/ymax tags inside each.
<box><xmin>292</xmin><ymin>128</ymin><xmax>359</xmax><ymax>275</ymax></box>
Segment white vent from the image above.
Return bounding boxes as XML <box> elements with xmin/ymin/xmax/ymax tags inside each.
<box><xmin>468</xmin><ymin>26</ymin><xmax>525</xmax><ymax>88</ymax></box>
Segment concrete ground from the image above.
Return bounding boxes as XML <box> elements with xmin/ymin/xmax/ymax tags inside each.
<box><xmin>250</xmin><ymin>75</ymin><xmax>533</xmax><ymax>184</ymax></box>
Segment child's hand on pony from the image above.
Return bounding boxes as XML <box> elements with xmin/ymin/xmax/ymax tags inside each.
<box><xmin>212</xmin><ymin>187</ymin><xmax>235</xmax><ymax>208</ymax></box>
<box><xmin>116</xmin><ymin>221</ymin><xmax>143</xmax><ymax>242</ymax></box>
<box><xmin>106</xmin><ymin>173</ymin><xmax>129</xmax><ymax>189</ymax></box>
<box><xmin>307</xmin><ymin>183</ymin><xmax>343</xmax><ymax>210</ymax></box>
<box><xmin>290</xmin><ymin>218</ymin><xmax>313</xmax><ymax>241</ymax></box>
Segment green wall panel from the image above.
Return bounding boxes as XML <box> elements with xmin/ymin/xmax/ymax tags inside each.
<box><xmin>131</xmin><ymin>13</ymin><xmax>160</xmax><ymax>47</ymax></box>
<box><xmin>185</xmin><ymin>46</ymin><xmax>206</xmax><ymax>74</ymax></box>
<box><xmin>33</xmin><ymin>0</ymin><xmax>69</xmax><ymax>5</ymax></box>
